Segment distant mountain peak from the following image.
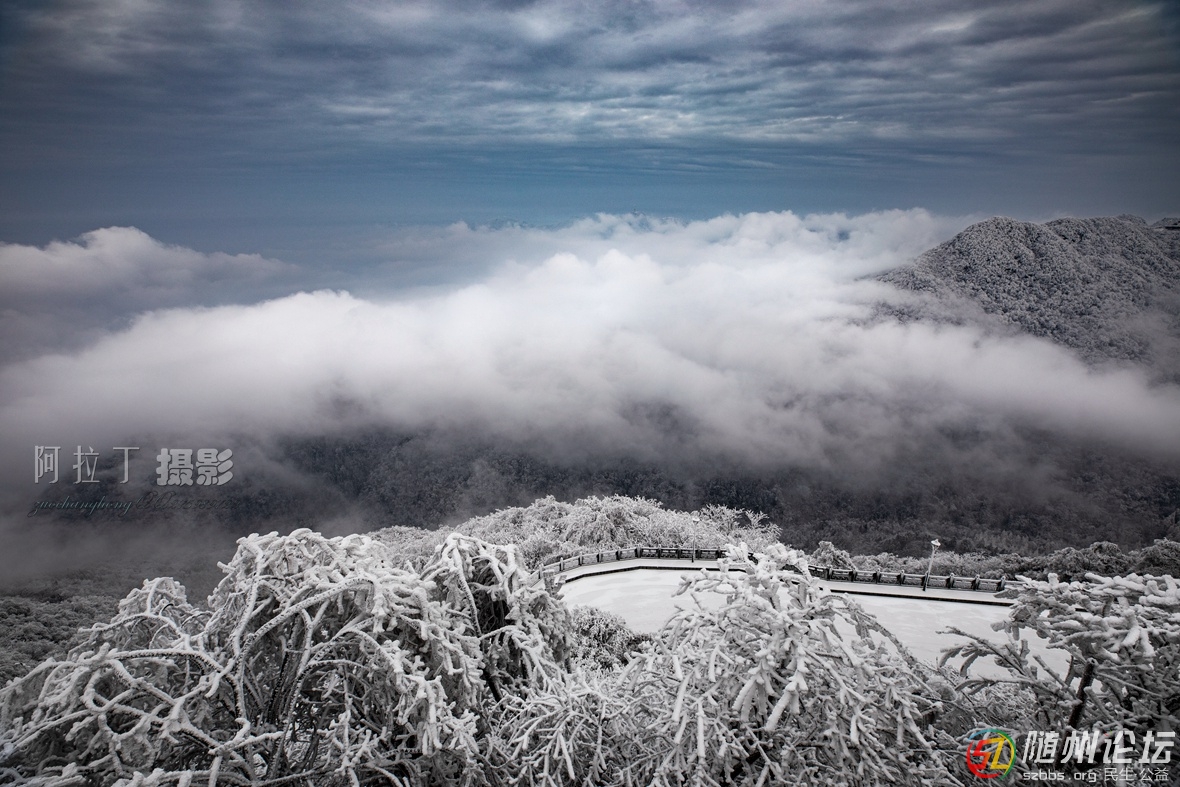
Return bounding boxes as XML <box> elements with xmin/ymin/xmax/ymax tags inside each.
<box><xmin>881</xmin><ymin>215</ymin><xmax>1180</xmax><ymax>376</ymax></box>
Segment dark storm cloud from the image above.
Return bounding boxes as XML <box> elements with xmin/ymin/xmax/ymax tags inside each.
<box><xmin>2</xmin><ymin>0</ymin><xmax>1176</xmax><ymax>162</ymax></box>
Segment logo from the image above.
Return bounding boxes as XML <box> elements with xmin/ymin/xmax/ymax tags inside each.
<box><xmin>966</xmin><ymin>728</ymin><xmax>1017</xmax><ymax>779</ymax></box>
<box><xmin>33</xmin><ymin>445</ymin><xmax>234</xmax><ymax>486</ymax></box>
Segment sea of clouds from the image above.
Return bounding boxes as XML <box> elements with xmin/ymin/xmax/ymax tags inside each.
<box><xmin>3</xmin><ymin>209</ymin><xmax>1179</xmax><ymax>517</ymax></box>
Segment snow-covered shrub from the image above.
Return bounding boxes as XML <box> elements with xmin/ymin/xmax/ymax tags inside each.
<box><xmin>1132</xmin><ymin>538</ymin><xmax>1180</xmax><ymax>577</ymax></box>
<box><xmin>487</xmin><ymin>671</ymin><xmax>646</xmax><ymax>787</ymax></box>
<box><xmin>1039</xmin><ymin>542</ymin><xmax>1133</xmax><ymax>581</ymax></box>
<box><xmin>944</xmin><ymin>572</ymin><xmax>1180</xmax><ymax>746</ymax></box>
<box><xmin>567</xmin><ymin>607</ymin><xmax>650</xmax><ymax>671</ymax></box>
<box><xmin>615</xmin><ymin>544</ymin><xmax>963</xmax><ymax>786</ymax></box>
<box><xmin>854</xmin><ymin>549</ymin><xmax>1027</xmax><ymax>579</ymax></box>
<box><xmin>0</xmin><ymin>579</ymin><xmax>224</xmax><ymax>786</ymax></box>
<box><xmin>807</xmin><ymin>540</ymin><xmax>856</xmax><ymax>569</ymax></box>
<box><xmin>490</xmin><ymin>545</ymin><xmax>965</xmax><ymax>787</ymax></box>
<box><xmin>876</xmin><ymin>539</ymin><xmax>1178</xmax><ymax>583</ymax></box>
<box><xmin>0</xmin><ymin>529</ymin><xmax>572</xmax><ymax>787</ymax></box>
<box><xmin>421</xmin><ymin>534</ymin><xmax>572</xmax><ymax>701</ymax></box>
<box><xmin>373</xmin><ymin>495</ymin><xmax>779</xmax><ymax>570</ymax></box>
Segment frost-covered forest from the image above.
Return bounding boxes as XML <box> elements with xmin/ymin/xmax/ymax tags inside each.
<box><xmin>2</xmin><ymin>496</ymin><xmax>1179</xmax><ymax>785</ymax></box>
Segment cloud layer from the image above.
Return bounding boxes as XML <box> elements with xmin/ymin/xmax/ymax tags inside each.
<box><xmin>2</xmin><ymin>0</ymin><xmax>1176</xmax><ymax>259</ymax></box>
<box><xmin>6</xmin><ymin>0</ymin><xmax>1177</xmax><ymax>155</ymax></box>
<box><xmin>4</xmin><ymin>210</ymin><xmax>1179</xmax><ymax>512</ymax></box>
<box><xmin>0</xmin><ymin>227</ymin><xmax>294</xmax><ymax>361</ymax></box>
<box><xmin>3</xmin><ymin>0</ymin><xmax>1177</xmax><ymax>239</ymax></box>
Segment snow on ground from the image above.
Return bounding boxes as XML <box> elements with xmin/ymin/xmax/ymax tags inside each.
<box><xmin>558</xmin><ymin>566</ymin><xmax>1069</xmax><ymax>678</ymax></box>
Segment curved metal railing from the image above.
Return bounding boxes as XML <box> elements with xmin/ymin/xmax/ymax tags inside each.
<box><xmin>529</xmin><ymin>546</ymin><xmax>1007</xmax><ymax>594</ymax></box>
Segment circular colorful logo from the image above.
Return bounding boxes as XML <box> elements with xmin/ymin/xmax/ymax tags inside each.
<box><xmin>965</xmin><ymin>728</ymin><xmax>1017</xmax><ymax>779</ymax></box>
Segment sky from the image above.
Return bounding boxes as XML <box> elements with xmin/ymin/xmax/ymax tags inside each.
<box><xmin>1</xmin><ymin>0</ymin><xmax>1178</xmax><ymax>264</ymax></box>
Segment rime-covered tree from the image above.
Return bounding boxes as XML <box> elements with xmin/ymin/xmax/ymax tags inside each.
<box><xmin>490</xmin><ymin>545</ymin><xmax>966</xmax><ymax>787</ymax></box>
<box><xmin>0</xmin><ymin>530</ymin><xmax>572</xmax><ymax>787</ymax></box>
<box><xmin>944</xmin><ymin>571</ymin><xmax>1180</xmax><ymax>774</ymax></box>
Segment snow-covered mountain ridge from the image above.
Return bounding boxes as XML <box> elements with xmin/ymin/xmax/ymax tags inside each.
<box><xmin>881</xmin><ymin>215</ymin><xmax>1180</xmax><ymax>379</ymax></box>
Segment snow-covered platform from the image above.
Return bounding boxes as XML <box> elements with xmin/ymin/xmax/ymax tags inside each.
<box><xmin>556</xmin><ymin>562</ymin><xmax>1068</xmax><ymax>677</ymax></box>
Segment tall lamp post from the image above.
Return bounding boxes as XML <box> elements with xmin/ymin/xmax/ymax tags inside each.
<box><xmin>923</xmin><ymin>538</ymin><xmax>941</xmax><ymax>591</ymax></box>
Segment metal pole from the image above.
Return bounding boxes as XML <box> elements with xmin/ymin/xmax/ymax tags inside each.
<box><xmin>923</xmin><ymin>539</ymin><xmax>940</xmax><ymax>592</ymax></box>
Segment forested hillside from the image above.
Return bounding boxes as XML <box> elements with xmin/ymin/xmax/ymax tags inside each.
<box><xmin>880</xmin><ymin>215</ymin><xmax>1180</xmax><ymax>377</ymax></box>
<box><xmin>274</xmin><ymin>426</ymin><xmax>1179</xmax><ymax>559</ymax></box>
